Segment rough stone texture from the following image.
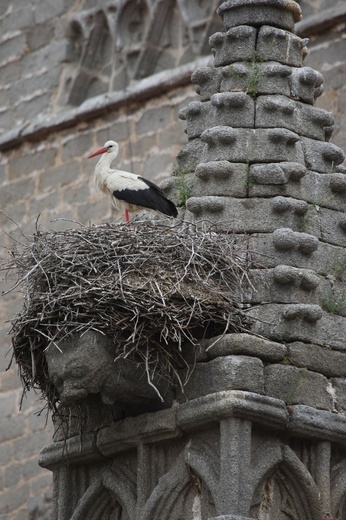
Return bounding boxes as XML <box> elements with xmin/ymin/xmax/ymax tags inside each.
<box><xmin>264</xmin><ymin>364</ymin><xmax>333</xmax><ymax>410</ymax></box>
<box><xmin>1</xmin><ymin>0</ymin><xmax>346</xmax><ymax>519</ymax></box>
<box><xmin>179</xmin><ymin>355</ymin><xmax>264</xmax><ymax>400</ymax></box>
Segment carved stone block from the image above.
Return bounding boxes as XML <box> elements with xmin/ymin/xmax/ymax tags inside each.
<box><xmin>248</xmin><ymin>303</ymin><xmax>346</xmax><ymax>350</ymax></box>
<box><xmin>265</xmin><ymin>364</ymin><xmax>333</xmax><ymax>410</ymax></box>
<box><xmin>179</xmin><ymin>355</ymin><xmax>264</xmax><ymax>400</ymax></box>
<box><xmin>45</xmin><ymin>330</ymin><xmax>171</xmax><ymax>409</ymax></box>
<box><xmin>200</xmin><ymin>127</ymin><xmax>304</xmax><ymax>164</ymax></box>
<box><xmin>256</xmin><ymin>95</ymin><xmax>334</xmax><ymax>141</ymax></box>
<box><xmin>257</xmin><ymin>25</ymin><xmax>308</xmax><ymax>67</ymax></box>
<box><xmin>217</xmin><ymin>0</ymin><xmax>302</xmax><ymax>31</ymax></box>
<box><xmin>209</xmin><ymin>25</ymin><xmax>257</xmax><ymax>66</ymax></box>
<box><xmin>203</xmin><ymin>333</ymin><xmax>287</xmax><ymax>363</ymax></box>
<box><xmin>249</xmin><ymin>232</ymin><xmax>346</xmax><ymax>277</ymax></box>
<box><xmin>191</xmin><ymin>66</ymin><xmax>223</xmax><ymax>101</ymax></box>
<box><xmin>179</xmin><ymin>93</ymin><xmax>255</xmax><ymax>139</ymax></box>
<box><xmin>186</xmin><ymin>196</ymin><xmax>309</xmax><ymax>233</ymax></box>
<box><xmin>289</xmin><ymin>66</ymin><xmax>324</xmax><ymax>104</ymax></box>
<box><xmin>301</xmin><ymin>137</ymin><xmax>345</xmax><ymax>173</ymax></box>
<box><xmin>250</xmin><ymin>162</ymin><xmax>306</xmax><ymax>186</ymax></box>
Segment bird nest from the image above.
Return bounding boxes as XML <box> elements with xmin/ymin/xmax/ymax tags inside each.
<box><xmin>3</xmin><ymin>218</ymin><xmax>252</xmax><ymax>411</ymax></box>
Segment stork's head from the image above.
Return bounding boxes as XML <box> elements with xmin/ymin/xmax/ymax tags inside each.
<box><xmin>87</xmin><ymin>140</ymin><xmax>119</xmax><ymax>159</ymax></box>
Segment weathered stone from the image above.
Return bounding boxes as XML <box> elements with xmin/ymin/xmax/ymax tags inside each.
<box><xmin>301</xmin><ymin>137</ymin><xmax>345</xmax><ymax>173</ymax></box>
<box><xmin>179</xmin><ymin>93</ymin><xmax>254</xmax><ymax>139</ymax></box>
<box><xmin>217</xmin><ymin>0</ymin><xmax>301</xmax><ymax>31</ymax></box>
<box><xmin>136</xmin><ymin>105</ymin><xmax>172</xmax><ymax>135</ymax></box>
<box><xmin>289</xmin><ymin>66</ymin><xmax>324</xmax><ymax>104</ymax></box>
<box><xmin>97</xmin><ymin>407</ymin><xmax>179</xmax><ymax>457</ymax></box>
<box><xmin>162</xmin><ymin>162</ymin><xmax>248</xmax><ymax>201</ymax></box>
<box><xmin>176</xmin><ymin>139</ymin><xmax>205</xmax><ymax>171</ymax></box>
<box><xmin>186</xmin><ymin>196</ymin><xmax>307</xmax><ymax>232</ymax></box>
<box><xmin>331</xmin><ymin>378</ymin><xmax>346</xmax><ymax>414</ymax></box>
<box><xmin>256</xmin><ymin>95</ymin><xmax>334</xmax><ymax>141</ymax></box>
<box><xmin>179</xmin><ymin>356</ymin><xmax>264</xmax><ymax>400</ymax></box>
<box><xmin>249</xmin><ymin>231</ymin><xmax>346</xmax><ymax>277</ymax></box>
<box><xmin>257</xmin><ymin>25</ymin><xmax>307</xmax><ymax>67</ymax></box>
<box><xmin>177</xmin><ymin>390</ymin><xmax>288</xmax><ymax>431</ymax></box>
<box><xmin>288</xmin><ymin>405</ymin><xmax>346</xmax><ymax>444</ymax></box>
<box><xmin>248</xmin><ymin>303</ymin><xmax>346</xmax><ymax>350</ymax></box>
<box><xmin>45</xmin><ymin>331</ymin><xmax>171</xmax><ymax>409</ymax></box>
<box><xmin>200</xmin><ymin>127</ymin><xmax>304</xmax><ymax>164</ymax></box>
<box><xmin>250</xmin><ymin>167</ymin><xmax>346</xmax><ymax>213</ymax></box>
<box><xmin>209</xmin><ymin>25</ymin><xmax>256</xmax><ymax>66</ymax></box>
<box><xmin>264</xmin><ymin>364</ymin><xmax>333</xmax><ymax>410</ymax></box>
<box><xmin>249</xmin><ymin>162</ymin><xmax>306</xmax><ymax>185</ymax></box>
<box><xmin>191</xmin><ymin>66</ymin><xmax>223</xmax><ymax>101</ymax></box>
<box><xmin>203</xmin><ymin>333</ymin><xmax>287</xmax><ymax>362</ymax></box>
<box><xmin>288</xmin><ymin>342</ymin><xmax>346</xmax><ymax>378</ymax></box>
<box><xmin>243</xmin><ymin>266</ymin><xmax>322</xmax><ymax>306</ymax></box>
<box><xmin>0</xmin><ymin>33</ymin><xmax>26</xmax><ymax>67</ymax></box>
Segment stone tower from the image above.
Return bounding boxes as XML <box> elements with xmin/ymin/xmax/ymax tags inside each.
<box><xmin>39</xmin><ymin>1</ymin><xmax>346</xmax><ymax>519</ymax></box>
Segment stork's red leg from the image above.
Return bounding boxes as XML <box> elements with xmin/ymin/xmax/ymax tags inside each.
<box><xmin>125</xmin><ymin>209</ymin><xmax>130</xmax><ymax>222</ymax></box>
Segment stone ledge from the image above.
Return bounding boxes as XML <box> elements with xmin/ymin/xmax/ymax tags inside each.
<box><xmin>296</xmin><ymin>5</ymin><xmax>346</xmax><ymax>38</ymax></box>
<box><xmin>177</xmin><ymin>390</ymin><xmax>289</xmax><ymax>431</ymax></box>
<box><xmin>38</xmin><ymin>391</ymin><xmax>346</xmax><ymax>470</ymax></box>
<box><xmin>0</xmin><ymin>56</ymin><xmax>211</xmax><ymax>152</ymax></box>
<box><xmin>288</xmin><ymin>405</ymin><xmax>346</xmax><ymax>445</ymax></box>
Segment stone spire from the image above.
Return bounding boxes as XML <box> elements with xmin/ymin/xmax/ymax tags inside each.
<box><xmin>167</xmin><ymin>0</ymin><xmax>346</xmax><ymax>351</ymax></box>
<box><xmin>38</xmin><ymin>2</ymin><xmax>346</xmax><ymax>519</ymax></box>
<box><xmin>172</xmin><ymin>0</ymin><xmax>345</xmax><ymax>228</ymax></box>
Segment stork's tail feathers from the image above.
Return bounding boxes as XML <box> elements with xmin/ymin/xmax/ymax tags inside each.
<box><xmin>140</xmin><ymin>177</ymin><xmax>178</xmax><ymax>218</ymax></box>
<box><xmin>156</xmin><ymin>196</ymin><xmax>178</xmax><ymax>218</ymax></box>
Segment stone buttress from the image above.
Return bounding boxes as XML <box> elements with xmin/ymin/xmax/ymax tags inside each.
<box><xmin>39</xmin><ymin>1</ymin><xmax>346</xmax><ymax>519</ymax></box>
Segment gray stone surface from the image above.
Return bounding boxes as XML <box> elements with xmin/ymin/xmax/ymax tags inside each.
<box><xmin>264</xmin><ymin>364</ymin><xmax>333</xmax><ymax>410</ymax></box>
<box><xmin>179</xmin><ymin>355</ymin><xmax>264</xmax><ymax>400</ymax></box>
<box><xmin>288</xmin><ymin>405</ymin><xmax>346</xmax><ymax>444</ymax></box>
<box><xmin>177</xmin><ymin>390</ymin><xmax>289</xmax><ymax>431</ymax></box>
<box><xmin>248</xmin><ymin>303</ymin><xmax>346</xmax><ymax>350</ymax></box>
<box><xmin>45</xmin><ymin>331</ymin><xmax>171</xmax><ymax>408</ymax></box>
<box><xmin>209</xmin><ymin>25</ymin><xmax>256</xmax><ymax>66</ymax></box>
<box><xmin>249</xmin><ymin>166</ymin><xmax>346</xmax><ymax>213</ymax></box>
<box><xmin>186</xmin><ymin>196</ymin><xmax>308</xmax><ymax>232</ymax></box>
<box><xmin>257</xmin><ymin>25</ymin><xmax>307</xmax><ymax>67</ymax></box>
<box><xmin>200</xmin><ymin>126</ymin><xmax>304</xmax><ymax>164</ymax></box>
<box><xmin>288</xmin><ymin>342</ymin><xmax>346</xmax><ymax>378</ymax></box>
<box><xmin>301</xmin><ymin>136</ymin><xmax>345</xmax><ymax>173</ymax></box>
<box><xmin>162</xmin><ymin>162</ymin><xmax>248</xmax><ymax>200</ymax></box>
<box><xmin>191</xmin><ymin>66</ymin><xmax>222</xmax><ymax>101</ymax></box>
<box><xmin>249</xmin><ymin>231</ymin><xmax>346</xmax><ymax>276</ymax></box>
<box><xmin>256</xmin><ymin>95</ymin><xmax>334</xmax><ymax>141</ymax></box>
<box><xmin>203</xmin><ymin>333</ymin><xmax>287</xmax><ymax>362</ymax></box>
<box><xmin>179</xmin><ymin>93</ymin><xmax>254</xmax><ymax>139</ymax></box>
<box><xmin>289</xmin><ymin>66</ymin><xmax>324</xmax><ymax>104</ymax></box>
<box><xmin>217</xmin><ymin>0</ymin><xmax>302</xmax><ymax>31</ymax></box>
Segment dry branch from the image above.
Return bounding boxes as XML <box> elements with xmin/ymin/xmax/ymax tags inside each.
<box><xmin>1</xmin><ymin>218</ymin><xmax>251</xmax><ymax>411</ymax></box>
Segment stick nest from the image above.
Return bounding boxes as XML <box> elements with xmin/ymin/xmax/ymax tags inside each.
<box><xmin>3</xmin><ymin>219</ymin><xmax>251</xmax><ymax>411</ymax></box>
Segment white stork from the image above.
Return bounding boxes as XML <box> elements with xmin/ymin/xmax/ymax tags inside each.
<box><xmin>87</xmin><ymin>140</ymin><xmax>178</xmax><ymax>222</ymax></box>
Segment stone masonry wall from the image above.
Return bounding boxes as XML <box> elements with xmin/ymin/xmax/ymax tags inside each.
<box><xmin>0</xmin><ymin>0</ymin><xmax>346</xmax><ymax>519</ymax></box>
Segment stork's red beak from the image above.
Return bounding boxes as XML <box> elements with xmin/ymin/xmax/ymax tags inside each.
<box><xmin>87</xmin><ymin>146</ymin><xmax>107</xmax><ymax>159</ymax></box>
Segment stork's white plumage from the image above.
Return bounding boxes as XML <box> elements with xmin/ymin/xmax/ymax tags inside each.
<box><xmin>87</xmin><ymin>140</ymin><xmax>178</xmax><ymax>222</ymax></box>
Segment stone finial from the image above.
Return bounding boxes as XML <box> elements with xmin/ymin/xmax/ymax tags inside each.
<box><xmin>217</xmin><ymin>0</ymin><xmax>302</xmax><ymax>31</ymax></box>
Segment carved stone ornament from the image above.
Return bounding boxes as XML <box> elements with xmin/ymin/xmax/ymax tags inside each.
<box><xmin>45</xmin><ymin>330</ymin><xmax>171</xmax><ymax>410</ymax></box>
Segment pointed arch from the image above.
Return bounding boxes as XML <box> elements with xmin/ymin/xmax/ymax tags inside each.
<box><xmin>70</xmin><ymin>466</ymin><xmax>136</xmax><ymax>520</ymax></box>
<box><xmin>250</xmin><ymin>444</ymin><xmax>322</xmax><ymax>520</ymax></box>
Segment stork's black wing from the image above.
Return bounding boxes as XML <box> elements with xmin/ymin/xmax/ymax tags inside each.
<box><xmin>113</xmin><ymin>177</ymin><xmax>178</xmax><ymax>217</ymax></box>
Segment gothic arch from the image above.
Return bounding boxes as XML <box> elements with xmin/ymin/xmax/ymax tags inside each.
<box><xmin>141</xmin><ymin>448</ymin><xmax>217</xmax><ymax>520</ymax></box>
<box><xmin>250</xmin><ymin>445</ymin><xmax>322</xmax><ymax>520</ymax></box>
<box><xmin>70</xmin><ymin>467</ymin><xmax>136</xmax><ymax>520</ymax></box>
